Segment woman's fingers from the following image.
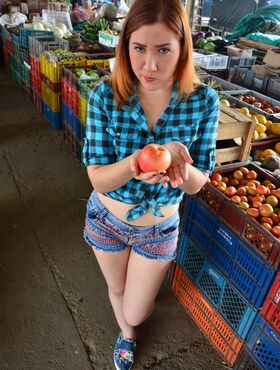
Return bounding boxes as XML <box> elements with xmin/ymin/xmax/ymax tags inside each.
<box><xmin>180</xmin><ymin>146</ymin><xmax>193</xmax><ymax>164</ymax></box>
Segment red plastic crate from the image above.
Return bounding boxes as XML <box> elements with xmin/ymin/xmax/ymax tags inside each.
<box><xmin>172</xmin><ymin>266</ymin><xmax>243</xmax><ymax>367</ymax></box>
<box><xmin>198</xmin><ymin>162</ymin><xmax>280</xmax><ymax>269</ymax></box>
<box><xmin>261</xmin><ymin>273</ymin><xmax>280</xmax><ymax>336</ymax></box>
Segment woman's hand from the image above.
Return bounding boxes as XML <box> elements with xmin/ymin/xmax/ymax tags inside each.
<box><xmin>162</xmin><ymin>142</ymin><xmax>193</xmax><ymax>188</ymax></box>
<box><xmin>130</xmin><ymin>150</ymin><xmax>170</xmax><ymax>185</ymax></box>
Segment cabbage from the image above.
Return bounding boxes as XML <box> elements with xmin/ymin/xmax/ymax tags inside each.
<box><xmin>53</xmin><ymin>26</ymin><xmax>64</xmax><ymax>38</ymax></box>
<box><xmin>57</xmin><ymin>23</ymin><xmax>67</xmax><ymax>33</ymax></box>
<box><xmin>33</xmin><ymin>22</ymin><xmax>44</xmax><ymax>30</ymax></box>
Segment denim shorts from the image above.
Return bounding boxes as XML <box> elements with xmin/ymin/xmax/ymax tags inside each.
<box><xmin>83</xmin><ymin>191</ymin><xmax>180</xmax><ymax>261</ymax></box>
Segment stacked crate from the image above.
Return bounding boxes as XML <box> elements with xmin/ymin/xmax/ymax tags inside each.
<box><xmin>61</xmin><ymin>62</ymin><xmax>110</xmax><ymax>162</ymax></box>
<box><xmin>235</xmin><ymin>273</ymin><xmax>280</xmax><ymax>369</ymax></box>
<box><xmin>29</xmin><ymin>35</ymin><xmax>69</xmax><ymax>113</ymax></box>
<box><xmin>173</xmin><ymin>162</ymin><xmax>279</xmax><ymax>368</ymax></box>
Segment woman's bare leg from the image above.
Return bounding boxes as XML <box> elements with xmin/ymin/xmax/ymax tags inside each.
<box><xmin>92</xmin><ymin>247</ymin><xmax>136</xmax><ymax>339</ymax></box>
<box><xmin>123</xmin><ymin>251</ymin><xmax>171</xmax><ymax>327</ymax></box>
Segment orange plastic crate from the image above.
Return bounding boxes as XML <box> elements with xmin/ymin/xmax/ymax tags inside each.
<box><xmin>261</xmin><ymin>273</ymin><xmax>280</xmax><ymax>336</ymax></box>
<box><xmin>172</xmin><ymin>266</ymin><xmax>243</xmax><ymax>367</ymax></box>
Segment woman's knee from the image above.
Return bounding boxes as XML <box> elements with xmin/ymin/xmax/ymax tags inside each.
<box><xmin>123</xmin><ymin>301</ymin><xmax>155</xmax><ymax>327</ymax></box>
<box><xmin>108</xmin><ymin>284</ymin><xmax>125</xmax><ymax>297</ymax></box>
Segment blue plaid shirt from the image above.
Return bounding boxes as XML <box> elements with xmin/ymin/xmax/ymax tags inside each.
<box><xmin>83</xmin><ymin>80</ymin><xmax>219</xmax><ymax>221</ymax></box>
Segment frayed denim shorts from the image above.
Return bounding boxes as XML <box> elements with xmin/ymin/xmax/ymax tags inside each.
<box><xmin>83</xmin><ymin>191</ymin><xmax>180</xmax><ymax>261</ymax></box>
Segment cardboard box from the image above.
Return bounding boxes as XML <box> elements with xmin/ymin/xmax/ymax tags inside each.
<box><xmin>264</xmin><ymin>48</ymin><xmax>280</xmax><ymax>69</ymax></box>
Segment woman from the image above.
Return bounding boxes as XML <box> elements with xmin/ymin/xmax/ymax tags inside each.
<box><xmin>83</xmin><ymin>0</ymin><xmax>219</xmax><ymax>369</ymax></box>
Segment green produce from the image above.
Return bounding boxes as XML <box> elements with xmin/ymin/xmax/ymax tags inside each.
<box><xmin>82</xmin><ymin>18</ymin><xmax>109</xmax><ymax>42</ymax></box>
<box><xmin>75</xmin><ymin>68</ymin><xmax>86</xmax><ymax>78</ymax></box>
<box><xmin>195</xmin><ymin>38</ymin><xmax>208</xmax><ymax>49</ymax></box>
<box><xmin>261</xmin><ymin>156</ymin><xmax>280</xmax><ymax>171</ymax></box>
<box><xmin>203</xmin><ymin>42</ymin><xmax>216</xmax><ymax>52</ymax></box>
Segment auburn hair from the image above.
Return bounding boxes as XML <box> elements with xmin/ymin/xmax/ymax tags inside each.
<box><xmin>111</xmin><ymin>0</ymin><xmax>200</xmax><ymax>109</ymax></box>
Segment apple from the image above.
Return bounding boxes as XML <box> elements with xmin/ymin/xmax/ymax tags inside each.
<box><xmin>138</xmin><ymin>143</ymin><xmax>171</xmax><ymax>172</ymax></box>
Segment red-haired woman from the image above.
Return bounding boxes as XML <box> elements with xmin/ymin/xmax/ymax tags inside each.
<box><xmin>83</xmin><ymin>0</ymin><xmax>219</xmax><ymax>369</ymax></box>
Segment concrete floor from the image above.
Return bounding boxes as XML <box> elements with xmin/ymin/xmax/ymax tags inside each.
<box><xmin>0</xmin><ymin>68</ymin><xmax>227</xmax><ymax>370</ymax></box>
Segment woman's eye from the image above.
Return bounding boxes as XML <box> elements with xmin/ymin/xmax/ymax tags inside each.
<box><xmin>159</xmin><ymin>48</ymin><xmax>170</xmax><ymax>54</ymax></box>
<box><xmin>135</xmin><ymin>46</ymin><xmax>145</xmax><ymax>52</ymax></box>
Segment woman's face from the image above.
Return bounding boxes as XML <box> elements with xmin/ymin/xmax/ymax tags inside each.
<box><xmin>129</xmin><ymin>22</ymin><xmax>181</xmax><ymax>92</ymax></box>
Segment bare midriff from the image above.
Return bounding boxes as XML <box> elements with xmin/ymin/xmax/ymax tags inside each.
<box><xmin>97</xmin><ymin>192</ymin><xmax>179</xmax><ymax>227</ymax></box>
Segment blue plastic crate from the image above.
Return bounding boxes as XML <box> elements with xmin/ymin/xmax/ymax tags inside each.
<box><xmin>19</xmin><ymin>29</ymin><xmax>53</xmax><ymax>48</ymax></box>
<box><xmin>234</xmin><ymin>350</ymin><xmax>262</xmax><ymax>369</ymax></box>
<box><xmin>42</xmin><ymin>101</ymin><xmax>61</xmax><ymax>130</ymax></box>
<box><xmin>177</xmin><ymin>236</ymin><xmax>257</xmax><ymax>340</ymax></box>
<box><xmin>62</xmin><ymin>100</ymin><xmax>67</xmax><ymax>124</ymax></box>
<box><xmin>179</xmin><ymin>196</ymin><xmax>276</xmax><ymax>309</ymax></box>
<box><xmin>245</xmin><ymin>315</ymin><xmax>280</xmax><ymax>370</ymax></box>
<box><xmin>66</xmin><ymin>105</ymin><xmax>73</xmax><ymax>131</ymax></box>
<box><xmin>72</xmin><ymin>112</ymin><xmax>81</xmax><ymax>141</ymax></box>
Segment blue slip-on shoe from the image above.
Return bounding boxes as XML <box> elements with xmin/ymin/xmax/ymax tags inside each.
<box><xmin>114</xmin><ymin>332</ymin><xmax>136</xmax><ymax>370</ymax></box>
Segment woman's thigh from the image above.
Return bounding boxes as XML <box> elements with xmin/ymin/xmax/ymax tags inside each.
<box><xmin>93</xmin><ymin>247</ymin><xmax>131</xmax><ymax>293</ymax></box>
<box><xmin>123</xmin><ymin>251</ymin><xmax>171</xmax><ymax>323</ymax></box>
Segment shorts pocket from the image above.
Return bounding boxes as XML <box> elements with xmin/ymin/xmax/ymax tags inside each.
<box><xmin>158</xmin><ymin>216</ymin><xmax>180</xmax><ymax>237</ymax></box>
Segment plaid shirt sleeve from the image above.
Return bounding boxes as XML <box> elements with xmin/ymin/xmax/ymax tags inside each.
<box><xmin>189</xmin><ymin>87</ymin><xmax>219</xmax><ymax>173</ymax></box>
<box><xmin>83</xmin><ymin>82</ymin><xmax>116</xmax><ymax>166</ymax></box>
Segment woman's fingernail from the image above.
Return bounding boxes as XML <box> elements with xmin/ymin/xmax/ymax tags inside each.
<box><xmin>159</xmin><ymin>171</ymin><xmax>165</xmax><ymax>175</ymax></box>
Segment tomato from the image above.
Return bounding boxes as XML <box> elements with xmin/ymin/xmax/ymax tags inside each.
<box><xmin>239</xmin><ymin>202</ymin><xmax>249</xmax><ymax>210</ymax></box>
<box><xmin>256</xmin><ymin>185</ymin><xmax>269</xmax><ymax>195</ymax></box>
<box><xmin>236</xmin><ymin>186</ymin><xmax>247</xmax><ymax>196</ymax></box>
<box><xmin>229</xmin><ymin>178</ymin><xmax>240</xmax><ymax>187</ymax></box>
<box><xmin>265</xmin><ymin>195</ymin><xmax>278</xmax><ymax>208</ymax></box>
<box><xmin>211</xmin><ymin>172</ymin><xmax>223</xmax><ymax>183</ymax></box>
<box><xmin>247</xmin><ymin>181</ymin><xmax>256</xmax><ymax>188</ymax></box>
<box><xmin>259</xmin><ymin>204</ymin><xmax>274</xmax><ymax>217</ymax></box>
<box><xmin>240</xmin><ymin>179</ymin><xmax>248</xmax><ymax>186</ymax></box>
<box><xmin>271</xmin><ymin>226</ymin><xmax>280</xmax><ymax>237</ymax></box>
<box><xmin>246</xmin><ymin>187</ymin><xmax>257</xmax><ymax>196</ymax></box>
<box><xmin>262</xmin><ymin>222</ymin><xmax>272</xmax><ymax>231</ymax></box>
<box><xmin>225</xmin><ymin>186</ymin><xmax>237</xmax><ymax>197</ymax></box>
<box><xmin>252</xmin><ymin>201</ymin><xmax>262</xmax><ymax>208</ymax></box>
<box><xmin>210</xmin><ymin>180</ymin><xmax>218</xmax><ymax>186</ymax></box>
<box><xmin>271</xmin><ymin>213</ymin><xmax>279</xmax><ymax>225</ymax></box>
<box><xmin>246</xmin><ymin>208</ymin><xmax>260</xmax><ymax>218</ymax></box>
<box><xmin>261</xmin><ymin>217</ymin><xmax>273</xmax><ymax>226</ymax></box>
<box><xmin>267</xmin><ymin>183</ymin><xmax>276</xmax><ymax>191</ymax></box>
<box><xmin>216</xmin><ymin>185</ymin><xmax>226</xmax><ymax>192</ymax></box>
<box><xmin>251</xmin><ymin>195</ymin><xmax>263</xmax><ymax>204</ymax></box>
<box><xmin>233</xmin><ymin>170</ymin><xmax>243</xmax><ymax>181</ymax></box>
<box><xmin>222</xmin><ymin>177</ymin><xmax>229</xmax><ymax>184</ymax></box>
<box><xmin>239</xmin><ymin>166</ymin><xmax>249</xmax><ymax>175</ymax></box>
<box><xmin>246</xmin><ymin>170</ymin><xmax>258</xmax><ymax>180</ymax></box>
<box><xmin>240</xmin><ymin>196</ymin><xmax>248</xmax><ymax>203</ymax></box>
<box><xmin>138</xmin><ymin>144</ymin><xmax>171</xmax><ymax>172</ymax></box>
<box><xmin>231</xmin><ymin>195</ymin><xmax>241</xmax><ymax>204</ymax></box>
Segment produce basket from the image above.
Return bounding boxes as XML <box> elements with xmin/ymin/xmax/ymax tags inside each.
<box><xmin>172</xmin><ymin>265</ymin><xmax>244</xmax><ymax>367</ymax></box>
<box><xmin>19</xmin><ymin>28</ymin><xmax>53</xmax><ymax>48</ymax></box>
<box><xmin>261</xmin><ymin>273</ymin><xmax>280</xmax><ymax>336</ymax></box>
<box><xmin>197</xmin><ymin>162</ymin><xmax>280</xmax><ymax>269</ymax></box>
<box><xmin>177</xmin><ymin>236</ymin><xmax>257</xmax><ymax>340</ymax></box>
<box><xmin>231</xmin><ymin>66</ymin><xmax>280</xmax><ymax>96</ymax></box>
<box><xmin>266</xmin><ymin>78</ymin><xmax>280</xmax><ymax>102</ymax></box>
<box><xmin>193</xmin><ymin>49</ymin><xmax>229</xmax><ymax>70</ymax></box>
<box><xmin>227</xmin><ymin>55</ymin><xmax>257</xmax><ymax>69</ymax></box>
<box><xmin>244</xmin><ymin>315</ymin><xmax>280</xmax><ymax>370</ymax></box>
<box><xmin>251</xmin><ymin>135</ymin><xmax>280</xmax><ymax>151</ymax></box>
<box><xmin>29</xmin><ymin>35</ymin><xmax>69</xmax><ymax>60</ymax></box>
<box><xmin>199</xmin><ymin>73</ymin><xmax>245</xmax><ymax>93</ymax></box>
<box><xmin>221</xmin><ymin>89</ymin><xmax>280</xmax><ymax>120</ymax></box>
<box><xmin>179</xmin><ymin>196</ymin><xmax>277</xmax><ymax>309</ymax></box>
<box><xmin>216</xmin><ymin>104</ymin><xmax>256</xmax><ymax>165</ymax></box>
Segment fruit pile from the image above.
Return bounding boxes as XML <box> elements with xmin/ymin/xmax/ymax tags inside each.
<box><xmin>209</xmin><ymin>166</ymin><xmax>280</xmax><ymax>240</ymax></box>
<box><xmin>219</xmin><ymin>98</ymin><xmax>280</xmax><ymax>140</ymax></box>
<box><xmin>235</xmin><ymin>93</ymin><xmax>280</xmax><ymax>115</ymax></box>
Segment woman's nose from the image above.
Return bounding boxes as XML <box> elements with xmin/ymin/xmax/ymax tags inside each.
<box><xmin>143</xmin><ymin>53</ymin><xmax>158</xmax><ymax>72</ymax></box>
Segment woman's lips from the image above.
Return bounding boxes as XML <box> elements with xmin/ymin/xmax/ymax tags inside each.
<box><xmin>143</xmin><ymin>75</ymin><xmax>156</xmax><ymax>82</ymax></box>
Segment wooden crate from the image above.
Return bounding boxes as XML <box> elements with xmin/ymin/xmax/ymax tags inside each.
<box><xmin>216</xmin><ymin>104</ymin><xmax>256</xmax><ymax>165</ymax></box>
